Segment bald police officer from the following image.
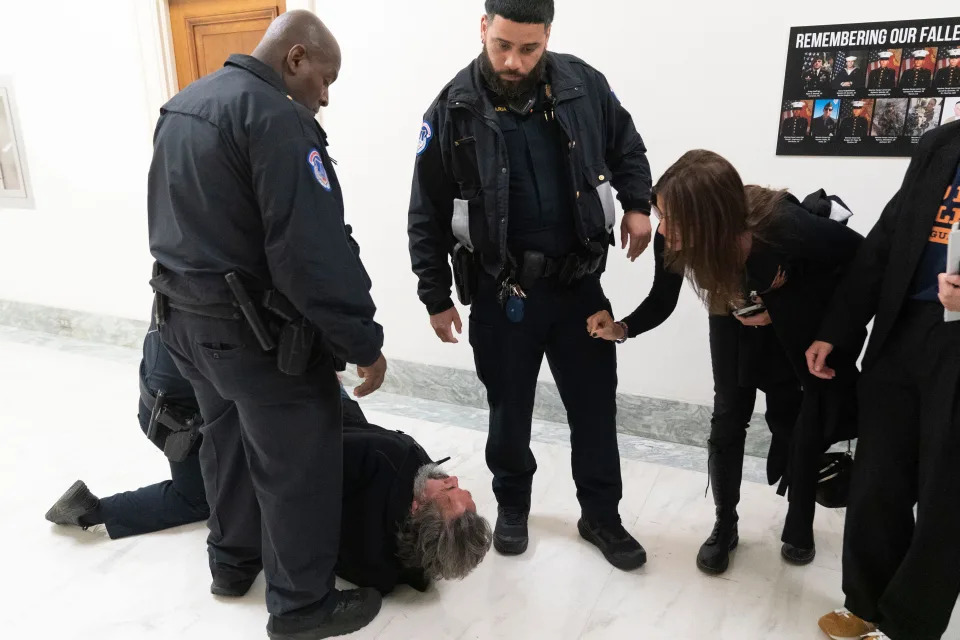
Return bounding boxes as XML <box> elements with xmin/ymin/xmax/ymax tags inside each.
<box><xmin>147</xmin><ymin>11</ymin><xmax>386</xmax><ymax>640</ymax></box>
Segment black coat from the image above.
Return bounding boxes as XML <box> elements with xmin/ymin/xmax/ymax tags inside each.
<box><xmin>811</xmin><ymin>115</ymin><xmax>837</xmax><ymax>137</ymax></box>
<box><xmin>147</xmin><ymin>54</ymin><xmax>383</xmax><ymax>367</ymax></box>
<box><xmin>819</xmin><ymin>121</ymin><xmax>960</xmax><ymax>368</ymax></box>
<box><xmin>336</xmin><ymin>403</ymin><xmax>436</xmax><ymax>595</ymax></box>
<box><xmin>620</xmin><ymin>195</ymin><xmax>865</xmax><ymax>486</ymax></box>
<box><xmin>868</xmin><ymin>67</ymin><xmax>898</xmax><ymax>89</ymax></box>
<box><xmin>408</xmin><ymin>52</ymin><xmax>652</xmax><ymax>315</ymax></box>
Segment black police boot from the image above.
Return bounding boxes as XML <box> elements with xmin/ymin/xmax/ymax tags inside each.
<box><xmin>45</xmin><ymin>480</ymin><xmax>101</xmax><ymax>528</ymax></box>
<box><xmin>696</xmin><ymin>440</ymin><xmax>743</xmax><ymax>574</ymax></box>
<box><xmin>781</xmin><ymin>543</ymin><xmax>816</xmax><ymax>565</ymax></box>
<box><xmin>577</xmin><ymin>516</ymin><xmax>647</xmax><ymax>571</ymax></box>
<box><xmin>211</xmin><ymin>573</ymin><xmax>258</xmax><ymax>598</ymax></box>
<box><xmin>494</xmin><ymin>505</ymin><xmax>529</xmax><ymax>556</ymax></box>
<box><xmin>266</xmin><ymin>588</ymin><xmax>382</xmax><ymax>640</ymax></box>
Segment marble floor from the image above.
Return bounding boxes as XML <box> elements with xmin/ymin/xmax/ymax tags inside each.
<box><xmin>1</xmin><ymin>325</ymin><xmax>957</xmax><ymax>639</ymax></box>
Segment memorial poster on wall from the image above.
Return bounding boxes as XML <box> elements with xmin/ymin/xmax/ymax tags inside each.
<box><xmin>778</xmin><ymin>17</ymin><xmax>960</xmax><ymax>157</ymax></box>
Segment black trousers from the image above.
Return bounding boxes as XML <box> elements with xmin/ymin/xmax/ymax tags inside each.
<box><xmin>160</xmin><ymin>308</ymin><xmax>343</xmax><ymax>619</ymax></box>
<box><xmin>843</xmin><ymin>302</ymin><xmax>960</xmax><ymax>640</ymax></box>
<box><xmin>469</xmin><ymin>274</ymin><xmax>622</xmax><ymax>521</ymax></box>
<box><xmin>98</xmin><ymin>400</ymin><xmax>209</xmax><ymax>539</ymax></box>
<box><xmin>707</xmin><ymin>315</ymin><xmax>808</xmax><ymax>544</ymax></box>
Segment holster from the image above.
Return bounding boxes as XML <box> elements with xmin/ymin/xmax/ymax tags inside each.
<box><xmin>142</xmin><ymin>381</ymin><xmax>203</xmax><ymax>463</ymax></box>
<box><xmin>452</xmin><ymin>243</ymin><xmax>478</xmax><ymax>306</ymax></box>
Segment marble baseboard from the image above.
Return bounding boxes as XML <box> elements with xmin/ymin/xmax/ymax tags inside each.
<box><xmin>0</xmin><ymin>299</ymin><xmax>773</xmax><ymax>457</ymax></box>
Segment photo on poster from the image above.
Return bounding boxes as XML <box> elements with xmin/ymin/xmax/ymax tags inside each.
<box><xmin>905</xmin><ymin>97</ymin><xmax>943</xmax><ymax>137</ymax></box>
<box><xmin>800</xmin><ymin>51</ymin><xmax>835</xmax><ymax>93</ymax></box>
<box><xmin>866</xmin><ymin>49</ymin><xmax>901</xmax><ymax>90</ymax></box>
<box><xmin>900</xmin><ymin>47</ymin><xmax>937</xmax><ymax>90</ymax></box>
<box><xmin>934</xmin><ymin>47</ymin><xmax>960</xmax><ymax>89</ymax></box>
<box><xmin>871</xmin><ymin>99</ymin><xmax>908</xmax><ymax>137</ymax></box>
<box><xmin>942</xmin><ymin>96</ymin><xmax>960</xmax><ymax>125</ymax></box>
<box><xmin>837</xmin><ymin>99</ymin><xmax>874</xmax><ymax>138</ymax></box>
<box><xmin>780</xmin><ymin>100</ymin><xmax>813</xmax><ymax>137</ymax></box>
<box><xmin>832</xmin><ymin>51</ymin><xmax>868</xmax><ymax>91</ymax></box>
<box><xmin>811</xmin><ymin>99</ymin><xmax>840</xmax><ymax>137</ymax></box>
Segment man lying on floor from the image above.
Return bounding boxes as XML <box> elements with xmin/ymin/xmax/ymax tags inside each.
<box><xmin>45</xmin><ymin>327</ymin><xmax>492</xmax><ymax>596</ymax></box>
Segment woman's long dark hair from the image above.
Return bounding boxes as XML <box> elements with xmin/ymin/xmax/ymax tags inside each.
<box><xmin>654</xmin><ymin>150</ymin><xmax>786</xmax><ymax>312</ymax></box>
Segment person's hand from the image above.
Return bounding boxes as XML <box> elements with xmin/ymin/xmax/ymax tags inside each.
<box><xmin>735</xmin><ymin>310</ymin><xmax>772</xmax><ymax>327</ymax></box>
<box><xmin>938</xmin><ymin>274</ymin><xmax>960</xmax><ymax>312</ymax></box>
<box><xmin>586</xmin><ymin>310</ymin><xmax>625</xmax><ymax>341</ymax></box>
<box><xmin>621</xmin><ymin>212</ymin><xmax>652</xmax><ymax>261</ymax></box>
<box><xmin>806</xmin><ymin>341</ymin><xmax>836</xmax><ymax>380</ymax></box>
<box><xmin>355</xmin><ymin>354</ymin><xmax>387</xmax><ymax>398</ymax></box>
<box><xmin>430</xmin><ymin>307</ymin><xmax>463</xmax><ymax>344</ymax></box>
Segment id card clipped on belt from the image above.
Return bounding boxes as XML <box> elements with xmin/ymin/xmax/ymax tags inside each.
<box><xmin>946</xmin><ymin>222</ymin><xmax>960</xmax><ymax>323</ymax></box>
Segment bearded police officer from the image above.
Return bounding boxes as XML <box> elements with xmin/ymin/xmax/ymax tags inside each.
<box><xmin>408</xmin><ymin>0</ymin><xmax>652</xmax><ymax>571</ymax></box>
<box><xmin>148</xmin><ymin>11</ymin><xmax>386</xmax><ymax>640</ymax></box>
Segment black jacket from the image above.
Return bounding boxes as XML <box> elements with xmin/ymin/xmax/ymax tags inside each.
<box><xmin>148</xmin><ymin>54</ymin><xmax>383</xmax><ymax>367</ymax></box>
<box><xmin>868</xmin><ymin>67</ymin><xmax>897</xmax><ymax>89</ymax></box>
<box><xmin>621</xmin><ymin>195</ymin><xmax>865</xmax><ymax>485</ymax></box>
<box><xmin>819</xmin><ymin>121</ymin><xmax>960</xmax><ymax>369</ymax></box>
<box><xmin>810</xmin><ymin>115</ymin><xmax>837</xmax><ymax>137</ymax></box>
<box><xmin>408</xmin><ymin>53</ymin><xmax>652</xmax><ymax>314</ymax></box>
<box><xmin>337</xmin><ymin>418</ymin><xmax>435</xmax><ymax>595</ymax></box>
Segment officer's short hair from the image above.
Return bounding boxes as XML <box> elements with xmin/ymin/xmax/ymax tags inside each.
<box><xmin>485</xmin><ymin>0</ymin><xmax>555</xmax><ymax>26</ymax></box>
<box><xmin>396</xmin><ymin>465</ymin><xmax>493</xmax><ymax>581</ymax></box>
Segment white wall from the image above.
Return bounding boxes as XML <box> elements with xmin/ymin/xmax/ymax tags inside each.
<box><xmin>0</xmin><ymin>0</ymin><xmax>951</xmax><ymax>406</ymax></box>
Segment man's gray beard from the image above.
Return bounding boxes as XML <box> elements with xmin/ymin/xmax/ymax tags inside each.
<box><xmin>478</xmin><ymin>47</ymin><xmax>546</xmax><ymax>101</ymax></box>
<box><xmin>413</xmin><ymin>463</ymin><xmax>449</xmax><ymax>501</ymax></box>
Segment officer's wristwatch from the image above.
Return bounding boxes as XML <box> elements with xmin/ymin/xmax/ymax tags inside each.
<box><xmin>615</xmin><ymin>321</ymin><xmax>629</xmax><ymax>344</ymax></box>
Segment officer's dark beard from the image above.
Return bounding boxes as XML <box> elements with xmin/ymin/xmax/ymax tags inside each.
<box><xmin>479</xmin><ymin>46</ymin><xmax>546</xmax><ymax>102</ymax></box>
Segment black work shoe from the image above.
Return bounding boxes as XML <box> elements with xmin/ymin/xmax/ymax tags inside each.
<box><xmin>577</xmin><ymin>517</ymin><xmax>647</xmax><ymax>571</ymax></box>
<box><xmin>494</xmin><ymin>506</ymin><xmax>529</xmax><ymax>556</ymax></box>
<box><xmin>781</xmin><ymin>542</ymin><xmax>816</xmax><ymax>565</ymax></box>
<box><xmin>266</xmin><ymin>588</ymin><xmax>382</xmax><ymax>640</ymax></box>
<box><xmin>45</xmin><ymin>480</ymin><xmax>100</xmax><ymax>528</ymax></box>
<box><xmin>696</xmin><ymin>519</ymin><xmax>739</xmax><ymax>574</ymax></box>
<box><xmin>211</xmin><ymin>573</ymin><xmax>257</xmax><ymax>598</ymax></box>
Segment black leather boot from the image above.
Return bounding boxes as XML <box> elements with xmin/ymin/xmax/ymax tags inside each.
<box><xmin>696</xmin><ymin>440</ymin><xmax>744</xmax><ymax>574</ymax></box>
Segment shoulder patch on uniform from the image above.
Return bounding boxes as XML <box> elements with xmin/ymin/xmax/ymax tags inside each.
<box><xmin>417</xmin><ymin>121</ymin><xmax>433</xmax><ymax>156</ymax></box>
<box><xmin>308</xmin><ymin>149</ymin><xmax>332</xmax><ymax>191</ymax></box>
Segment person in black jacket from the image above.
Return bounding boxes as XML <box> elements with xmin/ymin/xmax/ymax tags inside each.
<box><xmin>588</xmin><ymin>150</ymin><xmax>863</xmax><ymax>574</ymax></box>
<box><xmin>146</xmin><ymin>12</ymin><xmax>386</xmax><ymax>639</ymax></box>
<box><xmin>45</xmin><ymin>332</ymin><xmax>492</xmax><ymax>597</ymax></box>
<box><xmin>407</xmin><ymin>0</ymin><xmax>652</xmax><ymax>571</ymax></box>
<box><xmin>812</xmin><ymin>121</ymin><xmax>960</xmax><ymax>640</ymax></box>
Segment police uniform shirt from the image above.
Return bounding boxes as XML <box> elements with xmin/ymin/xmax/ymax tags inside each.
<box><xmin>839</xmin><ymin>115</ymin><xmax>870</xmax><ymax>138</ymax></box>
<box><xmin>781</xmin><ymin>116</ymin><xmax>809</xmax><ymax>137</ymax></box>
<box><xmin>901</xmin><ymin>67</ymin><xmax>932</xmax><ymax>89</ymax></box>
<box><xmin>490</xmin><ymin>84</ymin><xmax>578</xmax><ymax>258</ymax></box>
<box><xmin>936</xmin><ymin>65</ymin><xmax>960</xmax><ymax>88</ymax></box>
<box><xmin>868</xmin><ymin>67</ymin><xmax>897</xmax><ymax>89</ymax></box>
<box><xmin>148</xmin><ymin>54</ymin><xmax>383</xmax><ymax>367</ymax></box>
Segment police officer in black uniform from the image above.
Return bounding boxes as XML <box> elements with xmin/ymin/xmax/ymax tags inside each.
<box><xmin>900</xmin><ymin>50</ymin><xmax>933</xmax><ymax>89</ymax></box>
<box><xmin>408</xmin><ymin>0</ymin><xmax>652</xmax><ymax>571</ymax></box>
<box><xmin>147</xmin><ymin>11</ymin><xmax>386</xmax><ymax>640</ymax></box>
<box><xmin>868</xmin><ymin>52</ymin><xmax>898</xmax><ymax>89</ymax></box>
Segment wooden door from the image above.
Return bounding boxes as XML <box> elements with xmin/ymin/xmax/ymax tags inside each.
<box><xmin>168</xmin><ymin>0</ymin><xmax>286</xmax><ymax>90</ymax></box>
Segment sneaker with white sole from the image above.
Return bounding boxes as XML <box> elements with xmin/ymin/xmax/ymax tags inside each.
<box><xmin>818</xmin><ymin>609</ymin><xmax>876</xmax><ymax>639</ymax></box>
